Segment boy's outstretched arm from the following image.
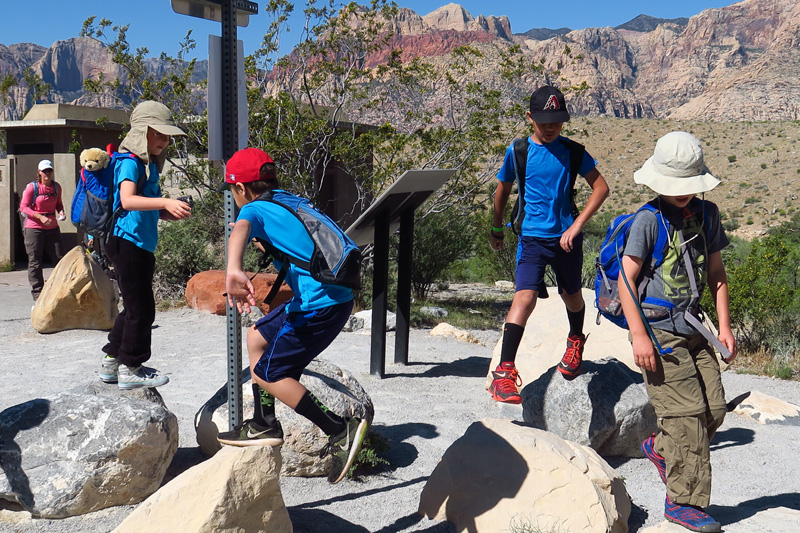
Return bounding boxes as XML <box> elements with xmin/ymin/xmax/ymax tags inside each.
<box><xmin>490</xmin><ymin>181</ymin><xmax>513</xmax><ymax>251</ymax></box>
<box><xmin>118</xmin><ymin>180</ymin><xmax>191</xmax><ymax>219</ymax></box>
<box><xmin>619</xmin><ymin>254</ymin><xmax>658</xmax><ymax>372</ymax></box>
<box><xmin>225</xmin><ymin>219</ymin><xmax>257</xmax><ymax>314</ymax></box>
<box><xmin>560</xmin><ymin>169</ymin><xmax>609</xmax><ymax>252</ymax></box>
<box><xmin>707</xmin><ymin>250</ymin><xmax>737</xmax><ymax>362</ymax></box>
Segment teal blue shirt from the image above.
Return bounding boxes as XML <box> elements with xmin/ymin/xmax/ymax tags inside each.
<box><xmin>112</xmin><ymin>157</ymin><xmax>159</xmax><ymax>253</ymax></box>
<box><xmin>238</xmin><ymin>192</ymin><xmax>354</xmax><ymax>313</ymax></box>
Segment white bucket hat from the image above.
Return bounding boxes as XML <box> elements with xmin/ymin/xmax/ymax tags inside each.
<box><xmin>634</xmin><ymin>132</ymin><xmax>720</xmax><ymax>196</ymax></box>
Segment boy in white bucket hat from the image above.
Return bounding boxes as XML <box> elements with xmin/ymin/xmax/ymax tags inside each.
<box><xmin>619</xmin><ymin>131</ymin><xmax>736</xmax><ymax>533</ymax></box>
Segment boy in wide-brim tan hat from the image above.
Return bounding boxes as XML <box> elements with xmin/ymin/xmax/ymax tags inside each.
<box><xmin>619</xmin><ymin>131</ymin><xmax>736</xmax><ymax>533</ymax></box>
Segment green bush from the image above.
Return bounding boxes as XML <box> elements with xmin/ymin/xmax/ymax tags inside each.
<box><xmin>410</xmin><ymin>208</ymin><xmax>475</xmax><ymax>299</ymax></box>
<box><xmin>154</xmin><ymin>195</ymin><xmax>226</xmax><ymax>300</ymax></box>
<box><xmin>711</xmin><ymin>234</ymin><xmax>799</xmax><ymax>353</ymax></box>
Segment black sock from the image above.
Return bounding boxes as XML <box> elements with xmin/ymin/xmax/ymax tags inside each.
<box><xmin>500</xmin><ymin>323</ymin><xmax>525</xmax><ymax>364</ymax></box>
<box><xmin>567</xmin><ymin>305</ymin><xmax>585</xmax><ymax>337</ymax></box>
<box><xmin>252</xmin><ymin>384</ymin><xmax>277</xmax><ymax>428</ymax></box>
<box><xmin>294</xmin><ymin>391</ymin><xmax>346</xmax><ymax>437</ymax></box>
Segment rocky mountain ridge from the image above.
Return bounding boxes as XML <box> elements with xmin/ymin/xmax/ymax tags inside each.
<box><xmin>1</xmin><ymin>0</ymin><xmax>800</xmax><ymax>122</ymax></box>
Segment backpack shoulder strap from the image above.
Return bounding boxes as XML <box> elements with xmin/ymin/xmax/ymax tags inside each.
<box><xmin>512</xmin><ymin>137</ymin><xmax>529</xmax><ymax>192</ymax></box>
<box><xmin>252</xmin><ymin>191</ymin><xmax>313</xmax><ymax>272</ymax></box>
<box><xmin>561</xmin><ymin>138</ymin><xmax>586</xmax><ymax>217</ymax></box>
<box><xmin>31</xmin><ymin>182</ymin><xmax>39</xmax><ymax>207</ymax></box>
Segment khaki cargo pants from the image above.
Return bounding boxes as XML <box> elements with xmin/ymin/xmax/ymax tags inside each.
<box><xmin>641</xmin><ymin>329</ymin><xmax>727</xmax><ymax>508</ymax></box>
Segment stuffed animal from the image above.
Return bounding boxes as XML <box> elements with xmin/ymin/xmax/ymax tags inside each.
<box><xmin>79</xmin><ymin>148</ymin><xmax>111</xmax><ymax>172</ymax></box>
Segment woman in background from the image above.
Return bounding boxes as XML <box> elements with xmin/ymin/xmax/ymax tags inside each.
<box><xmin>19</xmin><ymin>159</ymin><xmax>65</xmax><ymax>302</ymax></box>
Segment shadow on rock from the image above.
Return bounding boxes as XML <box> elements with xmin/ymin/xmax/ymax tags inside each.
<box><xmin>0</xmin><ymin>399</ymin><xmax>50</xmax><ymax>509</ymax></box>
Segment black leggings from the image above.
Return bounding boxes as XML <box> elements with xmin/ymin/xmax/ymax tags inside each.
<box><xmin>102</xmin><ymin>236</ymin><xmax>156</xmax><ymax>367</ymax></box>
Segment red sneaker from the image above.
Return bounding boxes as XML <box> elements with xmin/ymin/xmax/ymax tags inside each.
<box><xmin>489</xmin><ymin>362</ymin><xmax>522</xmax><ymax>404</ymax></box>
<box><xmin>557</xmin><ymin>334</ymin><xmax>586</xmax><ymax>379</ymax></box>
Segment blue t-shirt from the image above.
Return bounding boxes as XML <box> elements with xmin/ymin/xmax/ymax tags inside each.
<box><xmin>237</xmin><ymin>192</ymin><xmax>354</xmax><ymax>313</ymax></box>
<box><xmin>112</xmin><ymin>157</ymin><xmax>160</xmax><ymax>253</ymax></box>
<box><xmin>497</xmin><ymin>135</ymin><xmax>597</xmax><ymax>238</ymax></box>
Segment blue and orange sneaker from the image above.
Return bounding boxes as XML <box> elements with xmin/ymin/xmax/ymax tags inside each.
<box><xmin>664</xmin><ymin>496</ymin><xmax>721</xmax><ymax>532</ymax></box>
<box><xmin>642</xmin><ymin>433</ymin><xmax>667</xmax><ymax>484</ymax></box>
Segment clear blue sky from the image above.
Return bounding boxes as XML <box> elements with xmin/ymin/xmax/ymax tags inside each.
<box><xmin>1</xmin><ymin>0</ymin><xmax>735</xmax><ymax>60</ymax></box>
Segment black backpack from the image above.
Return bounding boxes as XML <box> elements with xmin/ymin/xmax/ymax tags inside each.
<box><xmin>509</xmin><ymin>136</ymin><xmax>585</xmax><ymax>235</ymax></box>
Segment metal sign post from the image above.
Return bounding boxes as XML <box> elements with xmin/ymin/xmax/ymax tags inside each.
<box><xmin>172</xmin><ymin>0</ymin><xmax>257</xmax><ymax>431</ymax></box>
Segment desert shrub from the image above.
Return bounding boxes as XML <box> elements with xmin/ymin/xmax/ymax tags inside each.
<box><xmin>705</xmin><ymin>234</ymin><xmax>799</xmax><ymax>354</ymax></box>
<box><xmin>411</xmin><ymin>208</ymin><xmax>475</xmax><ymax>299</ymax></box>
<box><xmin>348</xmin><ymin>430</ymin><xmax>391</xmax><ymax>478</ymax></box>
<box><xmin>452</xmin><ymin>204</ymin><xmax>519</xmax><ymax>284</ymax></box>
<box><xmin>154</xmin><ymin>196</ymin><xmax>225</xmax><ymax>300</ymax></box>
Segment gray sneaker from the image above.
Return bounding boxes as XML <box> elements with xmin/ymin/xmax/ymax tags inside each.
<box><xmin>322</xmin><ymin>417</ymin><xmax>369</xmax><ymax>484</ymax></box>
<box><xmin>99</xmin><ymin>356</ymin><xmax>120</xmax><ymax>383</ymax></box>
<box><xmin>118</xmin><ymin>365</ymin><xmax>169</xmax><ymax>390</ymax></box>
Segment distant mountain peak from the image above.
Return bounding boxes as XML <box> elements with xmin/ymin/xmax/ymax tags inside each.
<box><xmin>615</xmin><ymin>14</ymin><xmax>689</xmax><ymax>32</ymax></box>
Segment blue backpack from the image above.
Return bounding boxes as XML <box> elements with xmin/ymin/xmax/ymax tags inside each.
<box><xmin>594</xmin><ymin>199</ymin><xmax>722</xmax><ymax>357</ymax></box>
<box><xmin>71</xmin><ymin>150</ymin><xmax>142</xmax><ymax>238</ymax></box>
<box><xmin>254</xmin><ymin>190</ymin><xmax>362</xmax><ymax>303</ymax></box>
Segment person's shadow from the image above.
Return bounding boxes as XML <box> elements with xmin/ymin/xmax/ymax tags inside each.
<box><xmin>419</xmin><ymin>421</ymin><xmax>528</xmax><ymax>533</ymax></box>
<box><xmin>0</xmin><ymin>399</ymin><xmax>51</xmax><ymax>510</ymax></box>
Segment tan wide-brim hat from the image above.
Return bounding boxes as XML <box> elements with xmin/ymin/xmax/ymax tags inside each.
<box><xmin>130</xmin><ymin>100</ymin><xmax>186</xmax><ymax>137</ymax></box>
<box><xmin>634</xmin><ymin>131</ymin><xmax>720</xmax><ymax>196</ymax></box>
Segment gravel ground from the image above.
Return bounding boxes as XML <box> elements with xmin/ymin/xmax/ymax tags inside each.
<box><xmin>1</xmin><ymin>272</ymin><xmax>799</xmax><ymax>532</ymax></box>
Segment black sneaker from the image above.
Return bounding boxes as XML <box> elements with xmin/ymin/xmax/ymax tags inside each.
<box><xmin>217</xmin><ymin>419</ymin><xmax>284</xmax><ymax>447</ymax></box>
<box><xmin>322</xmin><ymin>417</ymin><xmax>369</xmax><ymax>484</ymax></box>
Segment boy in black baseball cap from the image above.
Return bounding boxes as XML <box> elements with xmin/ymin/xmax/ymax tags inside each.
<box><xmin>488</xmin><ymin>86</ymin><xmax>609</xmax><ymax>403</ymax></box>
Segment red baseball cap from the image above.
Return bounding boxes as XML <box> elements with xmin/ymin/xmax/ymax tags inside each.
<box><xmin>218</xmin><ymin>148</ymin><xmax>275</xmax><ymax>191</ymax></box>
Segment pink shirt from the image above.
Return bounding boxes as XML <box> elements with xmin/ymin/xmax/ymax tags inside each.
<box><xmin>19</xmin><ymin>181</ymin><xmax>64</xmax><ymax>230</ymax></box>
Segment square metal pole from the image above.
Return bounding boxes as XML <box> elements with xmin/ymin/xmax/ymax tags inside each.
<box><xmin>222</xmin><ymin>0</ymin><xmax>243</xmax><ymax>431</ymax></box>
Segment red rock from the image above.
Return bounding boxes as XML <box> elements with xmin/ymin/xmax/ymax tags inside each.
<box><xmin>185</xmin><ymin>270</ymin><xmax>293</xmax><ymax>316</ymax></box>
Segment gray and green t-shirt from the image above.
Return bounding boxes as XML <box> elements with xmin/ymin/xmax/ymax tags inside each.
<box><xmin>623</xmin><ymin>198</ymin><xmax>729</xmax><ymax>335</ymax></box>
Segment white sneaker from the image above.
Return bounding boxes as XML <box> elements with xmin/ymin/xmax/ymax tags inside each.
<box><xmin>99</xmin><ymin>355</ymin><xmax>120</xmax><ymax>383</ymax></box>
<box><xmin>118</xmin><ymin>365</ymin><xmax>169</xmax><ymax>390</ymax></box>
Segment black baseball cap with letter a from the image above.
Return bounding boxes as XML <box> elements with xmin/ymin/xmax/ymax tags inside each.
<box><xmin>529</xmin><ymin>86</ymin><xmax>570</xmax><ymax>124</ymax></box>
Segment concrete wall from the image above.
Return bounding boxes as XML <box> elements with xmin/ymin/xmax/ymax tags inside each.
<box><xmin>0</xmin><ymin>158</ymin><xmax>13</xmax><ymax>265</ymax></box>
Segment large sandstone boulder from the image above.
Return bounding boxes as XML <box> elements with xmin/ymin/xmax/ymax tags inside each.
<box><xmin>485</xmin><ymin>288</ymin><xmax>636</xmax><ymax>389</ymax></box>
<box><xmin>522</xmin><ymin>359</ymin><xmax>656</xmax><ymax>457</ymax></box>
<box><xmin>185</xmin><ymin>270</ymin><xmax>293</xmax><ymax>316</ymax></box>
<box><xmin>0</xmin><ymin>383</ymin><xmax>178</xmax><ymax>518</ymax></box>
<box><xmin>31</xmin><ymin>245</ymin><xmax>119</xmax><ymax>333</ymax></box>
<box><xmin>114</xmin><ymin>445</ymin><xmax>292</xmax><ymax>533</ymax></box>
<box><xmin>418</xmin><ymin>419</ymin><xmax>630</xmax><ymax>533</ymax></box>
<box><xmin>195</xmin><ymin>359</ymin><xmax>373</xmax><ymax>477</ymax></box>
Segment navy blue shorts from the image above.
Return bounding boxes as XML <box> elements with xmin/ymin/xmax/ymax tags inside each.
<box><xmin>515</xmin><ymin>233</ymin><xmax>583</xmax><ymax>296</ymax></box>
<box><xmin>252</xmin><ymin>300</ymin><xmax>354</xmax><ymax>382</ymax></box>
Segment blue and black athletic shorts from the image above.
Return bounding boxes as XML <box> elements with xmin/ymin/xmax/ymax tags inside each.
<box><xmin>515</xmin><ymin>233</ymin><xmax>583</xmax><ymax>296</ymax></box>
<box><xmin>252</xmin><ymin>299</ymin><xmax>354</xmax><ymax>382</ymax></box>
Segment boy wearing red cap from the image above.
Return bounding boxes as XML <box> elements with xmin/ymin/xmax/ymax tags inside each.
<box><xmin>217</xmin><ymin>147</ymin><xmax>367</xmax><ymax>484</ymax></box>
<box><xmin>488</xmin><ymin>86</ymin><xmax>609</xmax><ymax>403</ymax></box>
